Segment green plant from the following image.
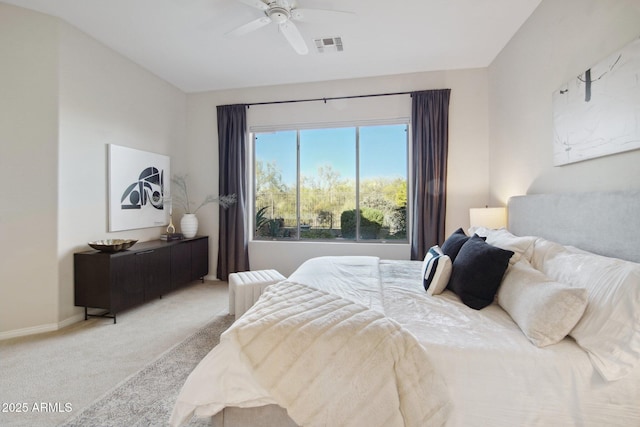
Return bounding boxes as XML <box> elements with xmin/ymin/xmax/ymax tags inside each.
<box><xmin>387</xmin><ymin>205</ymin><xmax>407</xmax><ymax>238</ymax></box>
<box><xmin>340</xmin><ymin>210</ymin><xmax>357</xmax><ymax>238</ymax></box>
<box><xmin>255</xmin><ymin>206</ymin><xmax>270</xmax><ymax>232</ymax></box>
<box><xmin>255</xmin><ymin>207</ymin><xmax>283</xmax><ymax>238</ymax></box>
<box><xmin>340</xmin><ymin>207</ymin><xmax>384</xmax><ymax>239</ymax></box>
<box><xmin>171</xmin><ymin>174</ymin><xmax>236</xmax><ymax>214</ymax></box>
<box><xmin>267</xmin><ymin>219</ymin><xmax>281</xmax><ymax>238</ymax></box>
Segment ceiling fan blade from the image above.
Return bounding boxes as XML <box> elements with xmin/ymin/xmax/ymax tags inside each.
<box><xmin>227</xmin><ymin>16</ymin><xmax>272</xmax><ymax>36</ymax></box>
<box><xmin>235</xmin><ymin>0</ymin><xmax>269</xmax><ymax>11</ymax></box>
<box><xmin>290</xmin><ymin>8</ymin><xmax>355</xmax><ymax>22</ymax></box>
<box><xmin>279</xmin><ymin>20</ymin><xmax>308</xmax><ymax>55</ymax></box>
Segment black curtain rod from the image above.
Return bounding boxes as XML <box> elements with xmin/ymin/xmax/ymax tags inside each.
<box><xmin>246</xmin><ymin>91</ymin><xmax>414</xmax><ymax>108</ymax></box>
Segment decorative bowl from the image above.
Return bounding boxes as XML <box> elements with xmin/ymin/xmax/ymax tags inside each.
<box><xmin>88</xmin><ymin>239</ymin><xmax>138</xmax><ymax>253</ymax></box>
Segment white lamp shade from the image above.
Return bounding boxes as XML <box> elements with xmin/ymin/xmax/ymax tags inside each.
<box><xmin>469</xmin><ymin>207</ymin><xmax>507</xmax><ymax>229</ymax></box>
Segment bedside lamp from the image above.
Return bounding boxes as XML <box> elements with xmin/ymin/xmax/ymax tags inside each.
<box><xmin>469</xmin><ymin>206</ymin><xmax>507</xmax><ymax>229</ymax></box>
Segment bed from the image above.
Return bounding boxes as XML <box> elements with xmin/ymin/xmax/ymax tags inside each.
<box><xmin>170</xmin><ymin>190</ymin><xmax>640</xmax><ymax>427</ymax></box>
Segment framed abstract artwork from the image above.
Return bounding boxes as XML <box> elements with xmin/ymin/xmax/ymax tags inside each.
<box><xmin>552</xmin><ymin>37</ymin><xmax>640</xmax><ymax>166</ymax></box>
<box><xmin>108</xmin><ymin>144</ymin><xmax>170</xmax><ymax>231</ymax></box>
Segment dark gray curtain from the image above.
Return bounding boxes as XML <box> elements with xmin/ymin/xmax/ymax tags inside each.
<box><xmin>216</xmin><ymin>104</ymin><xmax>249</xmax><ymax>281</ymax></box>
<box><xmin>410</xmin><ymin>89</ymin><xmax>451</xmax><ymax>260</ymax></box>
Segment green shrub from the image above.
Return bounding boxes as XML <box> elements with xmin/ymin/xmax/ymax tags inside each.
<box><xmin>340</xmin><ymin>208</ymin><xmax>384</xmax><ymax>239</ymax></box>
<box><xmin>340</xmin><ymin>210</ymin><xmax>356</xmax><ymax>238</ymax></box>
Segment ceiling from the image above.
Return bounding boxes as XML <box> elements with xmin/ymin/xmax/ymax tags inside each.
<box><xmin>3</xmin><ymin>0</ymin><xmax>541</xmax><ymax>93</ymax></box>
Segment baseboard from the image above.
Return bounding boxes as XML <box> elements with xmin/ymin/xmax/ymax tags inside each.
<box><xmin>1</xmin><ymin>280</ymin><xmax>227</xmax><ymax>340</ymax></box>
<box><xmin>58</xmin><ymin>312</ymin><xmax>86</xmax><ymax>329</ymax></box>
<box><xmin>0</xmin><ymin>313</ymin><xmax>85</xmax><ymax>340</ymax></box>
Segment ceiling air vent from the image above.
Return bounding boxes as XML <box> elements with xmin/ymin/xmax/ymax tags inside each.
<box><xmin>314</xmin><ymin>37</ymin><xmax>344</xmax><ymax>53</ymax></box>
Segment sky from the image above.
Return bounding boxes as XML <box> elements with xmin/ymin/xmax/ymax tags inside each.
<box><xmin>254</xmin><ymin>124</ymin><xmax>408</xmax><ymax>186</ymax></box>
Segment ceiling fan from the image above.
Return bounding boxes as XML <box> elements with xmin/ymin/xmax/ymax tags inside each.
<box><xmin>228</xmin><ymin>0</ymin><xmax>353</xmax><ymax>55</ymax></box>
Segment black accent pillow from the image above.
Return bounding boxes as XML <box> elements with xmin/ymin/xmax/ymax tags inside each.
<box><xmin>447</xmin><ymin>234</ymin><xmax>514</xmax><ymax>310</ymax></box>
<box><xmin>441</xmin><ymin>228</ymin><xmax>485</xmax><ymax>262</ymax></box>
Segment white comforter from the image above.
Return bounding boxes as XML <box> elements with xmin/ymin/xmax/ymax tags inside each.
<box><xmin>171</xmin><ymin>277</ymin><xmax>450</xmax><ymax>427</ymax></box>
<box><xmin>172</xmin><ymin>256</ymin><xmax>640</xmax><ymax>427</ymax></box>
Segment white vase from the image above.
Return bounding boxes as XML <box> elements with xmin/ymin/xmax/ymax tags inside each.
<box><xmin>180</xmin><ymin>214</ymin><xmax>198</xmax><ymax>238</ymax></box>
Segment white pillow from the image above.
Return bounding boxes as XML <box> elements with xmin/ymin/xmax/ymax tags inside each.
<box><xmin>421</xmin><ymin>245</ymin><xmax>452</xmax><ymax>296</ymax></box>
<box><xmin>498</xmin><ymin>259</ymin><xmax>588</xmax><ymax>347</ymax></box>
<box><xmin>531</xmin><ymin>238</ymin><xmax>640</xmax><ymax>381</ymax></box>
<box><xmin>470</xmin><ymin>227</ymin><xmax>536</xmax><ymax>264</ymax></box>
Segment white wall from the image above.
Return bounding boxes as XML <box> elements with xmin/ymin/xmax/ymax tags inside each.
<box><xmin>0</xmin><ymin>4</ymin><xmax>60</xmax><ymax>335</ymax></box>
<box><xmin>0</xmin><ymin>4</ymin><xmax>188</xmax><ymax>337</ymax></box>
<box><xmin>57</xmin><ymin>22</ymin><xmax>188</xmax><ymax>324</ymax></box>
<box><xmin>488</xmin><ymin>0</ymin><xmax>640</xmax><ymax>204</ymax></box>
<box><xmin>188</xmin><ymin>69</ymin><xmax>490</xmax><ymax>276</ymax></box>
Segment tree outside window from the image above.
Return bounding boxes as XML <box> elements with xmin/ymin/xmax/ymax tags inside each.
<box><xmin>254</xmin><ymin>123</ymin><xmax>408</xmax><ymax>242</ymax></box>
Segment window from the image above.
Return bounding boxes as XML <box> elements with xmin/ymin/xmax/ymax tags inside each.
<box><xmin>254</xmin><ymin>123</ymin><xmax>408</xmax><ymax>242</ymax></box>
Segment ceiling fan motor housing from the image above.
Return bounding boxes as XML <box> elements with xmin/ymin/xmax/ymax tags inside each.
<box><xmin>267</xmin><ymin>6</ymin><xmax>291</xmax><ymax>24</ymax></box>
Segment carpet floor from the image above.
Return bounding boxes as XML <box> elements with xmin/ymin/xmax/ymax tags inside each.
<box><xmin>0</xmin><ymin>281</ymin><xmax>229</xmax><ymax>427</ymax></box>
<box><xmin>59</xmin><ymin>314</ymin><xmax>235</xmax><ymax>427</ymax></box>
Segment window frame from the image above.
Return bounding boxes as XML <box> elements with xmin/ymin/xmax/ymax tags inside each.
<box><xmin>250</xmin><ymin>119</ymin><xmax>411</xmax><ymax>243</ymax></box>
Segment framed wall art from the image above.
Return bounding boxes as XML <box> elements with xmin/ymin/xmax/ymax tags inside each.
<box><xmin>552</xmin><ymin>37</ymin><xmax>640</xmax><ymax>166</ymax></box>
<box><xmin>108</xmin><ymin>144</ymin><xmax>170</xmax><ymax>232</ymax></box>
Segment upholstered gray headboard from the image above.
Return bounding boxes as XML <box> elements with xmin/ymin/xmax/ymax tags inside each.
<box><xmin>508</xmin><ymin>190</ymin><xmax>640</xmax><ymax>264</ymax></box>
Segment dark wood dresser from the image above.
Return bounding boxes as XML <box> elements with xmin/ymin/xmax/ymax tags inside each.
<box><xmin>74</xmin><ymin>236</ymin><xmax>208</xmax><ymax>323</ymax></box>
